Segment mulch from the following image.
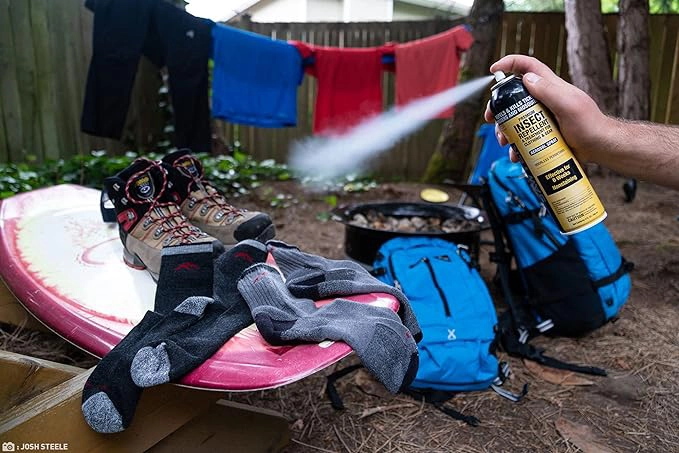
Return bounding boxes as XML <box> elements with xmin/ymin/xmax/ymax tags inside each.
<box><xmin>2</xmin><ymin>174</ymin><xmax>678</xmax><ymax>452</ymax></box>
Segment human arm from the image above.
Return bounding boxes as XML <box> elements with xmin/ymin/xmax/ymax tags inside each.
<box><xmin>484</xmin><ymin>54</ymin><xmax>679</xmax><ymax>190</ymax></box>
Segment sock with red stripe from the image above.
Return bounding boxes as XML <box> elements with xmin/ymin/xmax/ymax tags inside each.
<box><xmin>154</xmin><ymin>242</ymin><xmax>223</xmax><ymax>314</ymax></box>
<box><xmin>130</xmin><ymin>240</ymin><xmax>267</xmax><ymax>387</ymax></box>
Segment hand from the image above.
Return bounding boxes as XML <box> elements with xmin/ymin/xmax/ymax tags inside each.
<box><xmin>484</xmin><ymin>55</ymin><xmax>613</xmax><ymax>163</ymax></box>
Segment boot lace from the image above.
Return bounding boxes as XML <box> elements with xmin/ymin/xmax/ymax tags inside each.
<box><xmin>125</xmin><ymin>158</ymin><xmax>207</xmax><ymax>245</ymax></box>
<box><xmin>173</xmin><ymin>157</ymin><xmax>243</xmax><ymax>222</ymax></box>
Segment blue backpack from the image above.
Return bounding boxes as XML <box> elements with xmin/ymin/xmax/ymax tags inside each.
<box><xmin>483</xmin><ymin>157</ymin><xmax>633</xmax><ymax>374</ymax></box>
<box><xmin>487</xmin><ymin>157</ymin><xmax>632</xmax><ymax>333</ymax></box>
<box><xmin>372</xmin><ymin>237</ymin><xmax>525</xmax><ymax>424</ymax></box>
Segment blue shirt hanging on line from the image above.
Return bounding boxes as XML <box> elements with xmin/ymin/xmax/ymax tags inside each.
<box><xmin>211</xmin><ymin>24</ymin><xmax>303</xmax><ymax>127</ymax></box>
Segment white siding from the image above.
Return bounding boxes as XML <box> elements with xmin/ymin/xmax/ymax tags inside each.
<box><xmin>249</xmin><ymin>0</ymin><xmax>308</xmax><ymax>22</ymax></box>
<box><xmin>307</xmin><ymin>0</ymin><xmax>343</xmax><ymax>22</ymax></box>
<box><xmin>392</xmin><ymin>2</ymin><xmax>436</xmax><ymax>20</ymax></box>
<box><xmin>344</xmin><ymin>0</ymin><xmax>392</xmax><ymax>22</ymax></box>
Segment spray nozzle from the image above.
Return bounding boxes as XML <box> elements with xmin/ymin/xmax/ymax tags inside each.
<box><xmin>494</xmin><ymin>71</ymin><xmax>506</xmax><ymax>82</ymax></box>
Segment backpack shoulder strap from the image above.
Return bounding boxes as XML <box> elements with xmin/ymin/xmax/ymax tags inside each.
<box><xmin>498</xmin><ymin>318</ymin><xmax>607</xmax><ymax>377</ymax></box>
<box><xmin>403</xmin><ymin>388</ymin><xmax>480</xmax><ymax>426</ymax></box>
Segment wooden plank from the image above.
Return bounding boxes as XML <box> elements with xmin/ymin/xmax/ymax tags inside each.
<box><xmin>653</xmin><ymin>17</ymin><xmax>679</xmax><ymax>123</ymax></box>
<box><xmin>148</xmin><ymin>400</ymin><xmax>289</xmax><ymax>453</ymax></box>
<box><xmin>502</xmin><ymin>14</ymin><xmax>519</xmax><ymax>58</ymax></box>
<box><xmin>69</xmin><ymin>0</ymin><xmax>90</xmax><ymax>156</ymax></box>
<box><xmin>516</xmin><ymin>14</ymin><xmax>533</xmax><ymax>56</ymax></box>
<box><xmin>44</xmin><ymin>0</ymin><xmax>74</xmax><ymax>160</ymax></box>
<box><xmin>30</xmin><ymin>0</ymin><xmax>60</xmax><ymax>161</ymax></box>
<box><xmin>0</xmin><ymin>368</ymin><xmax>224</xmax><ymax>452</ymax></box>
<box><xmin>79</xmin><ymin>0</ymin><xmax>98</xmax><ymax>156</ymax></box>
<box><xmin>665</xmin><ymin>30</ymin><xmax>679</xmax><ymax>124</ymax></box>
<box><xmin>493</xmin><ymin>18</ymin><xmax>505</xmax><ymax>61</ymax></box>
<box><xmin>542</xmin><ymin>14</ymin><xmax>564</xmax><ymax>71</ymax></box>
<box><xmin>0</xmin><ymin>0</ymin><xmax>25</xmax><ymax>163</ymax></box>
<box><xmin>649</xmin><ymin>15</ymin><xmax>668</xmax><ymax>122</ymax></box>
<box><xmin>603</xmin><ymin>13</ymin><xmax>618</xmax><ymax>68</ymax></box>
<box><xmin>0</xmin><ymin>87</ymin><xmax>9</xmax><ymax>162</ymax></box>
<box><xmin>556</xmin><ymin>21</ymin><xmax>569</xmax><ymax>81</ymax></box>
<box><xmin>531</xmin><ymin>16</ymin><xmax>550</xmax><ymax>64</ymax></box>
<box><xmin>602</xmin><ymin>14</ymin><xmax>618</xmax><ymax>82</ymax></box>
<box><xmin>9</xmin><ymin>0</ymin><xmax>42</xmax><ymax>161</ymax></box>
<box><xmin>58</xmin><ymin>0</ymin><xmax>83</xmax><ymax>159</ymax></box>
<box><xmin>0</xmin><ymin>279</ymin><xmax>49</xmax><ymax>332</ymax></box>
<box><xmin>0</xmin><ymin>350</ymin><xmax>82</xmax><ymax>412</ymax></box>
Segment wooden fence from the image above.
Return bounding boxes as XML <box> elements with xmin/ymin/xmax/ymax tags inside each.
<box><xmin>0</xmin><ymin>0</ymin><xmax>162</xmax><ymax>165</ymax></box>
<box><xmin>1</xmin><ymin>4</ymin><xmax>679</xmax><ymax>178</ymax></box>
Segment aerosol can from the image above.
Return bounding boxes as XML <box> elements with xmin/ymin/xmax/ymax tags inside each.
<box><xmin>489</xmin><ymin>71</ymin><xmax>606</xmax><ymax>234</ymax></box>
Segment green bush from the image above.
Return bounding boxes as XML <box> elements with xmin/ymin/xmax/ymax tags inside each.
<box><xmin>0</xmin><ymin>150</ymin><xmax>290</xmax><ymax>199</ymax></box>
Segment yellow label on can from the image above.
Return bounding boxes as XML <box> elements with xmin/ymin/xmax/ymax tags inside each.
<box><xmin>496</xmin><ymin>95</ymin><xmax>606</xmax><ymax>233</ymax></box>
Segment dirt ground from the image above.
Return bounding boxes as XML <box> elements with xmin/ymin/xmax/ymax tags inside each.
<box><xmin>2</xmin><ymin>174</ymin><xmax>678</xmax><ymax>452</ymax></box>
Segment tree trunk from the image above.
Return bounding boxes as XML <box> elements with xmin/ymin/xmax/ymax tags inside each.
<box><xmin>422</xmin><ymin>0</ymin><xmax>504</xmax><ymax>183</ymax></box>
<box><xmin>564</xmin><ymin>0</ymin><xmax>618</xmax><ymax>115</ymax></box>
<box><xmin>617</xmin><ymin>0</ymin><xmax>650</xmax><ymax>120</ymax></box>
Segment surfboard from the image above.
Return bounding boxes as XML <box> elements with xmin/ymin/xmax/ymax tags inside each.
<box><xmin>0</xmin><ymin>184</ymin><xmax>399</xmax><ymax>391</ymax></box>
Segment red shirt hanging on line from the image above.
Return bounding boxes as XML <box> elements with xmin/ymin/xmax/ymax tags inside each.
<box><xmin>292</xmin><ymin>41</ymin><xmax>392</xmax><ymax>135</ymax></box>
<box><xmin>395</xmin><ymin>25</ymin><xmax>474</xmax><ymax>119</ymax></box>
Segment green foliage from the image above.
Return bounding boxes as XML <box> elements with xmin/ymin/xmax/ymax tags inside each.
<box><xmin>199</xmin><ymin>150</ymin><xmax>291</xmax><ymax>196</ymax></box>
<box><xmin>504</xmin><ymin>0</ymin><xmax>679</xmax><ymax>13</ymax></box>
<box><xmin>504</xmin><ymin>0</ymin><xmax>563</xmax><ymax>12</ymax></box>
<box><xmin>0</xmin><ymin>150</ymin><xmax>290</xmax><ymax>200</ymax></box>
<box><xmin>315</xmin><ymin>194</ymin><xmax>338</xmax><ymax>223</ymax></box>
<box><xmin>0</xmin><ymin>150</ymin><xmax>142</xmax><ymax>199</ymax></box>
<box><xmin>298</xmin><ymin>173</ymin><xmax>378</xmax><ymax>194</ymax></box>
<box><xmin>0</xmin><ymin>150</ymin><xmax>379</xmax><ymax>203</ymax></box>
<box><xmin>651</xmin><ymin>0</ymin><xmax>679</xmax><ymax>13</ymax></box>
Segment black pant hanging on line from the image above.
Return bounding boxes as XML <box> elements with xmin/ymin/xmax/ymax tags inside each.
<box><xmin>82</xmin><ymin>0</ymin><xmax>213</xmax><ymax>153</ymax></box>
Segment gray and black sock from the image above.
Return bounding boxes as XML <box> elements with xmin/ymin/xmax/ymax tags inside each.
<box><xmin>267</xmin><ymin>241</ymin><xmax>421</xmax><ymax>342</ymax></box>
<box><xmin>130</xmin><ymin>240</ymin><xmax>267</xmax><ymax>387</ymax></box>
<box><xmin>238</xmin><ymin>263</ymin><xmax>419</xmax><ymax>393</ymax></box>
<box><xmin>81</xmin><ymin>311</ymin><xmax>163</xmax><ymax>433</ymax></box>
<box><xmin>81</xmin><ymin>241</ymin><xmax>231</xmax><ymax>433</ymax></box>
<box><xmin>154</xmin><ymin>242</ymin><xmax>223</xmax><ymax>314</ymax></box>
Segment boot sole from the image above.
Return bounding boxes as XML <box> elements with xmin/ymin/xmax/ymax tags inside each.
<box><xmin>123</xmin><ymin>247</ymin><xmax>160</xmax><ymax>282</ymax></box>
<box><xmin>255</xmin><ymin>223</ymin><xmax>276</xmax><ymax>243</ymax></box>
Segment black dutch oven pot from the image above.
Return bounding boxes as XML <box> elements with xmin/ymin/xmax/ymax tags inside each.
<box><xmin>332</xmin><ymin>202</ymin><xmax>488</xmax><ymax>265</ymax></box>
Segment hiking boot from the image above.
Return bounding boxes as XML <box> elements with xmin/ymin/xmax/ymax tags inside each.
<box><xmin>104</xmin><ymin>158</ymin><xmax>221</xmax><ymax>280</ymax></box>
<box><xmin>161</xmin><ymin>149</ymin><xmax>275</xmax><ymax>245</ymax></box>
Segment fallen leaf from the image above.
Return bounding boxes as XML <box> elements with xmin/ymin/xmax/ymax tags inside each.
<box><xmin>596</xmin><ymin>373</ymin><xmax>645</xmax><ymax>403</ymax></box>
<box><xmin>614</xmin><ymin>358</ymin><xmax>631</xmax><ymax>370</ymax></box>
<box><xmin>523</xmin><ymin>360</ymin><xmax>595</xmax><ymax>386</ymax></box>
<box><xmin>291</xmin><ymin>419</ymin><xmax>304</xmax><ymax>431</ymax></box>
<box><xmin>555</xmin><ymin>417</ymin><xmax>618</xmax><ymax>453</ymax></box>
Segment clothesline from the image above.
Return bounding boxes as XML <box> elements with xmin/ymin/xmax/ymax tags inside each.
<box><xmin>299</xmin><ymin>24</ymin><xmax>472</xmax><ymax>67</ymax></box>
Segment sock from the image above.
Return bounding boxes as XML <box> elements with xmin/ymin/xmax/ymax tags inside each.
<box><xmin>154</xmin><ymin>242</ymin><xmax>224</xmax><ymax>315</ymax></box>
<box><xmin>237</xmin><ymin>264</ymin><xmax>419</xmax><ymax>394</ymax></box>
<box><xmin>267</xmin><ymin>240</ymin><xmax>421</xmax><ymax>342</ymax></box>
<box><xmin>81</xmin><ymin>311</ymin><xmax>163</xmax><ymax>433</ymax></box>
<box><xmin>214</xmin><ymin>239</ymin><xmax>268</xmax><ymax>306</ymax></box>
<box><xmin>265</xmin><ymin>240</ymin><xmax>366</xmax><ymax>278</ymax></box>
<box><xmin>129</xmin><ymin>240</ymin><xmax>267</xmax><ymax>387</ymax></box>
<box><xmin>81</xmin><ymin>241</ymin><xmax>228</xmax><ymax>433</ymax></box>
<box><xmin>130</xmin><ymin>297</ymin><xmax>253</xmax><ymax>387</ymax></box>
